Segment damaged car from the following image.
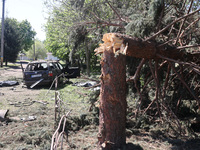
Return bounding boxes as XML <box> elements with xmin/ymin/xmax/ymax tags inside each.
<box><xmin>23</xmin><ymin>60</ymin><xmax>63</xmax><ymax>88</ymax></box>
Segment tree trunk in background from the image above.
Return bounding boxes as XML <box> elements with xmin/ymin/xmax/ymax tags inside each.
<box><xmin>86</xmin><ymin>43</ymin><xmax>90</xmax><ymax>76</ymax></box>
<box><xmin>98</xmin><ymin>49</ymin><xmax>127</xmax><ymax>149</ymax></box>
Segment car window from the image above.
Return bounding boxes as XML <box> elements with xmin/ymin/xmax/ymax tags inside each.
<box><xmin>54</xmin><ymin>62</ymin><xmax>63</xmax><ymax>70</ymax></box>
<box><xmin>25</xmin><ymin>64</ymin><xmax>33</xmax><ymax>71</ymax></box>
<box><xmin>39</xmin><ymin>63</ymin><xmax>48</xmax><ymax>70</ymax></box>
<box><xmin>49</xmin><ymin>62</ymin><xmax>56</xmax><ymax>69</ymax></box>
<box><xmin>25</xmin><ymin>62</ymin><xmax>48</xmax><ymax>71</ymax></box>
<box><xmin>25</xmin><ymin>63</ymin><xmax>38</xmax><ymax>71</ymax></box>
<box><xmin>57</xmin><ymin>62</ymin><xmax>63</xmax><ymax>70</ymax></box>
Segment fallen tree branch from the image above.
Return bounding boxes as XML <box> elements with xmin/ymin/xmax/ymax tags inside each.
<box><xmin>156</xmin><ymin>54</ymin><xmax>200</xmax><ymax>70</ymax></box>
<box><xmin>144</xmin><ymin>8</ymin><xmax>200</xmax><ymax>41</ymax></box>
<box><xmin>126</xmin><ymin>58</ymin><xmax>146</xmax><ymax>83</ymax></box>
<box><xmin>174</xmin><ymin>0</ymin><xmax>193</xmax><ymax>45</ymax></box>
<box><xmin>176</xmin><ymin>44</ymin><xmax>200</xmax><ymax>50</ymax></box>
<box><xmin>168</xmin><ymin>61</ymin><xmax>200</xmax><ymax>105</ymax></box>
<box><xmin>105</xmin><ymin>0</ymin><xmax>129</xmax><ymax>23</ymax></box>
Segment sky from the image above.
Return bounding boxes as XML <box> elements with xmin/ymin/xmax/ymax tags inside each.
<box><xmin>0</xmin><ymin>0</ymin><xmax>48</xmax><ymax>41</ymax></box>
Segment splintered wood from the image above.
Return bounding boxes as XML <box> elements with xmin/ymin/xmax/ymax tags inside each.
<box><xmin>94</xmin><ymin>32</ymin><xmax>158</xmax><ymax>59</ymax></box>
<box><xmin>94</xmin><ymin>33</ymin><xmax>188</xmax><ymax>60</ymax></box>
<box><xmin>94</xmin><ymin>33</ymin><xmax>126</xmax><ymax>55</ymax></box>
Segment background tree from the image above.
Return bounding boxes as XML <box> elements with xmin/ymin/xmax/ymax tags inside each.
<box><xmin>44</xmin><ymin>0</ymin><xmax>104</xmax><ymax>73</ymax></box>
<box><xmin>0</xmin><ymin>18</ymin><xmax>36</xmax><ymax>65</ymax></box>
<box><xmin>3</xmin><ymin>18</ymin><xmax>21</xmax><ymax>65</ymax></box>
<box><xmin>26</xmin><ymin>39</ymin><xmax>47</xmax><ymax>60</ymax></box>
<box><xmin>19</xmin><ymin>20</ymin><xmax>36</xmax><ymax>51</ymax></box>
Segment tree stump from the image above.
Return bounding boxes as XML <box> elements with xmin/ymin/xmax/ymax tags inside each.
<box><xmin>98</xmin><ymin>49</ymin><xmax>127</xmax><ymax>149</ymax></box>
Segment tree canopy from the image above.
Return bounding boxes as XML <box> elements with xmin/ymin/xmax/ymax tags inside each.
<box><xmin>26</xmin><ymin>39</ymin><xmax>47</xmax><ymax>60</ymax></box>
<box><xmin>0</xmin><ymin>18</ymin><xmax>36</xmax><ymax>64</ymax></box>
<box><xmin>45</xmin><ymin>0</ymin><xmax>199</xmax><ymax>63</ymax></box>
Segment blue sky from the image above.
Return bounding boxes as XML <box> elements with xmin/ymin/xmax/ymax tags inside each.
<box><xmin>0</xmin><ymin>0</ymin><xmax>47</xmax><ymax>41</ymax></box>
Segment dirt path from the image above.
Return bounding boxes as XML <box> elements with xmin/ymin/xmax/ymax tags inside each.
<box><xmin>0</xmin><ymin>64</ymin><xmax>55</xmax><ymax>150</ymax></box>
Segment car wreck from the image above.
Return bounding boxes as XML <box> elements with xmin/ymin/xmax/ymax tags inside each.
<box><xmin>21</xmin><ymin>60</ymin><xmax>80</xmax><ymax>88</ymax></box>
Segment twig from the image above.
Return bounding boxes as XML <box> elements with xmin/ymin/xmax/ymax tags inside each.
<box><xmin>130</xmin><ymin>59</ymin><xmax>146</xmax><ymax>119</ymax></box>
<box><xmin>105</xmin><ymin>0</ymin><xmax>129</xmax><ymax>23</ymax></box>
<box><xmin>174</xmin><ymin>0</ymin><xmax>193</xmax><ymax>45</ymax></box>
<box><xmin>168</xmin><ymin>61</ymin><xmax>200</xmax><ymax>105</ymax></box>
<box><xmin>80</xmin><ymin>73</ymin><xmax>100</xmax><ymax>83</ymax></box>
<box><xmin>162</xmin><ymin>64</ymin><xmax>171</xmax><ymax>98</ymax></box>
<box><xmin>156</xmin><ymin>54</ymin><xmax>200</xmax><ymax>70</ymax></box>
<box><xmin>176</xmin><ymin>44</ymin><xmax>200</xmax><ymax>50</ymax></box>
<box><xmin>179</xmin><ymin>17</ymin><xmax>200</xmax><ymax>38</ymax></box>
<box><xmin>46</xmin><ymin>73</ymin><xmax>64</xmax><ymax>96</ymax></box>
<box><xmin>33</xmin><ymin>100</ymin><xmax>48</xmax><ymax>105</ymax></box>
<box><xmin>149</xmin><ymin>60</ymin><xmax>162</xmax><ymax>119</ymax></box>
<box><xmin>143</xmin><ymin>98</ymin><xmax>157</xmax><ymax>115</ymax></box>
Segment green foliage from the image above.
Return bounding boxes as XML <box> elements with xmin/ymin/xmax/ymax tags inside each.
<box><xmin>44</xmin><ymin>0</ymin><xmax>200</xmax><ymax>76</ymax></box>
<box><xmin>0</xmin><ymin>18</ymin><xmax>35</xmax><ymax>63</ymax></box>
<box><xmin>19</xmin><ymin>20</ymin><xmax>36</xmax><ymax>51</ymax></box>
<box><xmin>125</xmin><ymin>0</ymin><xmax>164</xmax><ymax>38</ymax></box>
<box><xmin>26</xmin><ymin>39</ymin><xmax>47</xmax><ymax>60</ymax></box>
<box><xmin>3</xmin><ymin>18</ymin><xmax>21</xmax><ymax>63</ymax></box>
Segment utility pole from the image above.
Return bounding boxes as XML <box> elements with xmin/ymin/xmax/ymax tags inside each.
<box><xmin>1</xmin><ymin>0</ymin><xmax>5</xmax><ymax>67</ymax></box>
<box><xmin>33</xmin><ymin>39</ymin><xmax>35</xmax><ymax>60</ymax></box>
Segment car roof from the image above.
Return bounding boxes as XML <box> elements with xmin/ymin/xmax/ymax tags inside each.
<box><xmin>28</xmin><ymin>60</ymin><xmax>59</xmax><ymax>64</ymax></box>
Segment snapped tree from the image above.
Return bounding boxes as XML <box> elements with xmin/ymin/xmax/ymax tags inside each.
<box><xmin>94</xmin><ymin>3</ymin><xmax>200</xmax><ymax>150</ymax></box>
<box><xmin>44</xmin><ymin>0</ymin><xmax>200</xmax><ymax>149</ymax></box>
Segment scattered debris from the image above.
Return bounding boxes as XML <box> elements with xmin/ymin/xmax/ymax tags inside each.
<box><xmin>0</xmin><ymin>81</ymin><xmax>19</xmax><ymax>87</ymax></box>
<box><xmin>30</xmin><ymin>78</ymin><xmax>44</xmax><ymax>88</ymax></box>
<box><xmin>0</xmin><ymin>110</ymin><xmax>9</xmax><ymax>120</ymax></box>
<box><xmin>9</xmin><ymin>116</ymin><xmax>37</xmax><ymax>122</ymax></box>
<box><xmin>21</xmin><ymin>116</ymin><xmax>37</xmax><ymax>121</ymax></box>
<box><xmin>9</xmin><ymin>98</ymin><xmax>48</xmax><ymax>107</ymax></box>
<box><xmin>73</xmin><ymin>81</ymin><xmax>97</xmax><ymax>87</ymax></box>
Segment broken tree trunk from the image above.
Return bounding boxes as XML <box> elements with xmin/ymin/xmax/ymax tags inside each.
<box><xmin>95</xmin><ymin>33</ymin><xmax>200</xmax><ymax>149</ymax></box>
<box><xmin>95</xmin><ymin>33</ymin><xmax>199</xmax><ymax>61</ymax></box>
<box><xmin>98</xmin><ymin>49</ymin><xmax>127</xmax><ymax>149</ymax></box>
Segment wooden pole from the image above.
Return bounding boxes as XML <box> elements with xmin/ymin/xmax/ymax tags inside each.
<box><xmin>1</xmin><ymin>0</ymin><xmax>5</xmax><ymax>67</ymax></box>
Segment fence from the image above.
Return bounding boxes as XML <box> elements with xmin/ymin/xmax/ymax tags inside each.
<box><xmin>48</xmin><ymin>75</ymin><xmax>72</xmax><ymax>150</ymax></box>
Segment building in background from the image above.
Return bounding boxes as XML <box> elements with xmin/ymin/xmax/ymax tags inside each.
<box><xmin>46</xmin><ymin>52</ymin><xmax>58</xmax><ymax>61</ymax></box>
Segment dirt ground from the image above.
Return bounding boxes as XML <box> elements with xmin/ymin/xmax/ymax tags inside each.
<box><xmin>0</xmin><ymin>63</ymin><xmax>55</xmax><ymax>150</ymax></box>
<box><xmin>1</xmin><ymin>63</ymin><xmax>200</xmax><ymax>150</ymax></box>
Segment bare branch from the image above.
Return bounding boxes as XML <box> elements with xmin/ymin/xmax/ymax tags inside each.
<box><xmin>180</xmin><ymin>17</ymin><xmax>200</xmax><ymax>38</ymax></box>
<box><xmin>156</xmin><ymin>54</ymin><xmax>200</xmax><ymax>70</ymax></box>
<box><xmin>126</xmin><ymin>58</ymin><xmax>146</xmax><ymax>82</ymax></box>
<box><xmin>145</xmin><ymin>8</ymin><xmax>200</xmax><ymax>41</ymax></box>
<box><xmin>168</xmin><ymin>61</ymin><xmax>200</xmax><ymax>105</ymax></box>
<box><xmin>105</xmin><ymin>0</ymin><xmax>129</xmax><ymax>23</ymax></box>
<box><xmin>174</xmin><ymin>0</ymin><xmax>193</xmax><ymax>44</ymax></box>
<box><xmin>176</xmin><ymin>44</ymin><xmax>200</xmax><ymax>50</ymax></box>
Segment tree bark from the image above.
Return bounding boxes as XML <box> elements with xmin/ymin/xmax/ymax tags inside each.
<box><xmin>98</xmin><ymin>49</ymin><xmax>127</xmax><ymax>149</ymax></box>
<box><xmin>86</xmin><ymin>43</ymin><xmax>91</xmax><ymax>76</ymax></box>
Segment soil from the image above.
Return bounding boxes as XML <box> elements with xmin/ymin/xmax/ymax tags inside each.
<box><xmin>0</xmin><ymin>63</ymin><xmax>200</xmax><ymax>150</ymax></box>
